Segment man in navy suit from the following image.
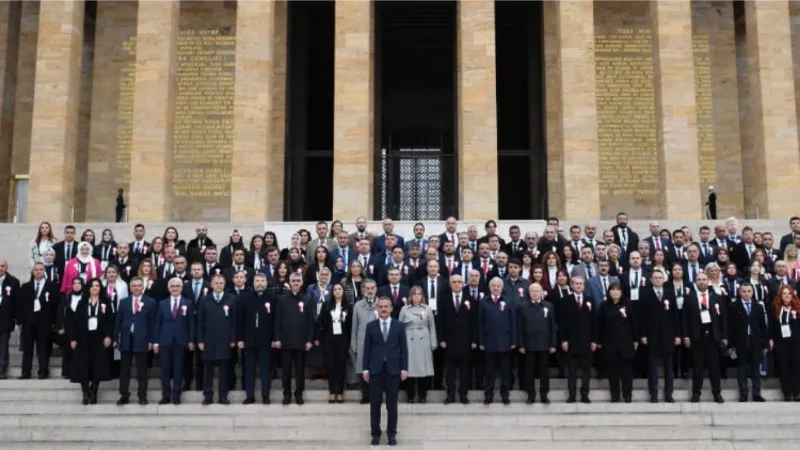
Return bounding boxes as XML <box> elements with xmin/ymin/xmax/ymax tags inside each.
<box><xmin>154</xmin><ymin>277</ymin><xmax>195</xmax><ymax>405</ymax></box>
<box><xmin>362</xmin><ymin>297</ymin><xmax>408</xmax><ymax>446</ymax></box>
<box><xmin>114</xmin><ymin>277</ymin><xmax>157</xmax><ymax>405</ymax></box>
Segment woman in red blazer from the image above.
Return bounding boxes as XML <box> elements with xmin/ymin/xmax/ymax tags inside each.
<box><xmin>60</xmin><ymin>242</ymin><xmax>102</xmax><ymax>294</ymax></box>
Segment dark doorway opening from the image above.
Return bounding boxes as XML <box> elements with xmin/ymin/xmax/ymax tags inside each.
<box><xmin>284</xmin><ymin>1</ymin><xmax>334</xmax><ymax>220</ymax></box>
<box><xmin>374</xmin><ymin>1</ymin><xmax>458</xmax><ymax>221</ymax></box>
<box><xmin>495</xmin><ymin>1</ymin><xmax>546</xmax><ymax>219</ymax></box>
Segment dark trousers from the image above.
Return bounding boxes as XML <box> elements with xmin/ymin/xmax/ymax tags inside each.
<box><xmin>633</xmin><ymin>345</ymin><xmax>648</xmax><ymax>378</ymax></box>
<box><xmin>483</xmin><ymin>351</ymin><xmax>510</xmax><ymax>398</ymax></box>
<box><xmin>183</xmin><ymin>347</ymin><xmax>203</xmax><ymax>390</ymax></box>
<box><xmin>203</xmin><ymin>359</ymin><xmax>229</xmax><ymax>400</ymax></box>
<box><xmin>605</xmin><ymin>354</ymin><xmax>633</xmax><ymax>401</ymax></box>
<box><xmin>244</xmin><ymin>346</ymin><xmax>271</xmax><ymax>399</ymax></box>
<box><xmin>691</xmin><ymin>334</ymin><xmax>722</xmax><ymax>395</ymax></box>
<box><xmin>565</xmin><ymin>353</ymin><xmax>591</xmax><ymax>398</ymax></box>
<box><xmin>512</xmin><ymin>351</ymin><xmax>527</xmax><ymax>390</ymax></box>
<box><xmin>323</xmin><ymin>344</ymin><xmax>347</xmax><ymax>395</ymax></box>
<box><xmin>0</xmin><ymin>332</ymin><xmax>10</xmax><ymax>374</ymax></box>
<box><xmin>525</xmin><ymin>351</ymin><xmax>550</xmax><ymax>398</ymax></box>
<box><xmin>444</xmin><ymin>351</ymin><xmax>470</xmax><ymax>398</ymax></box>
<box><xmin>471</xmin><ymin>348</ymin><xmax>484</xmax><ymax>389</ymax></box>
<box><xmin>405</xmin><ymin>376</ymin><xmax>429</xmax><ymax>400</ymax></box>
<box><xmin>61</xmin><ymin>344</ymin><xmax>73</xmax><ymax>378</ymax></box>
<box><xmin>648</xmin><ymin>353</ymin><xmax>675</xmax><ymax>396</ymax></box>
<box><xmin>115</xmin><ymin>208</ymin><xmax>124</xmax><ymax>223</ymax></box>
<box><xmin>21</xmin><ymin>322</ymin><xmax>50</xmax><ymax>376</ymax></box>
<box><xmin>119</xmin><ymin>351</ymin><xmax>148</xmax><ymax>399</ymax></box>
<box><xmin>80</xmin><ymin>365</ymin><xmax>102</xmax><ymax>395</ymax></box>
<box><xmin>159</xmin><ymin>344</ymin><xmax>184</xmax><ymax>400</ymax></box>
<box><xmin>280</xmin><ymin>349</ymin><xmax>305</xmax><ymax>398</ymax></box>
<box><xmin>774</xmin><ymin>339</ymin><xmax>800</xmax><ymax>397</ymax></box>
<box><xmin>369</xmin><ymin>365</ymin><xmax>399</xmax><ymax>439</ymax></box>
<box><xmin>673</xmin><ymin>344</ymin><xmax>692</xmax><ymax>378</ymax></box>
<box><xmin>432</xmin><ymin>348</ymin><xmax>443</xmax><ymax>389</ymax></box>
<box><xmin>736</xmin><ymin>345</ymin><xmax>763</xmax><ymax>395</ymax></box>
<box><xmin>228</xmin><ymin>347</ymin><xmax>242</xmax><ymax>390</ymax></box>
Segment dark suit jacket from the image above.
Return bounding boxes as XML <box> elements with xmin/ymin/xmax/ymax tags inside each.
<box><xmin>235</xmin><ymin>290</ymin><xmax>275</xmax><ymax>348</ymax></box>
<box><xmin>639</xmin><ymin>287</ymin><xmax>679</xmax><ymax>356</ymax></box>
<box><xmin>17</xmin><ymin>279</ymin><xmax>59</xmax><ymax>329</ymax></box>
<box><xmin>437</xmin><ymin>290</ymin><xmax>477</xmax><ymax>356</ymax></box>
<box><xmin>362</xmin><ymin>318</ymin><xmax>408</xmax><ymax>375</ymax></box>
<box><xmin>557</xmin><ymin>294</ymin><xmax>597</xmax><ymax>355</ymax></box>
<box><xmin>154</xmin><ymin>297</ymin><xmax>195</xmax><ymax>347</ymax></box>
<box><xmin>53</xmin><ymin>240</ymin><xmax>78</xmax><ymax>273</ymax></box>
<box><xmin>682</xmin><ymin>290</ymin><xmax>727</xmax><ymax>343</ymax></box>
<box><xmin>378</xmin><ymin>284</ymin><xmax>410</xmax><ymax>318</ymax></box>
<box><xmin>611</xmin><ymin>225</ymin><xmax>639</xmax><ymax>255</ymax></box>
<box><xmin>517</xmin><ymin>300</ymin><xmax>557</xmax><ymax>352</ymax></box>
<box><xmin>727</xmin><ymin>299</ymin><xmax>768</xmax><ymax>353</ymax></box>
<box><xmin>274</xmin><ymin>291</ymin><xmax>315</xmax><ymax>350</ymax></box>
<box><xmin>114</xmin><ymin>295</ymin><xmax>157</xmax><ymax>352</ymax></box>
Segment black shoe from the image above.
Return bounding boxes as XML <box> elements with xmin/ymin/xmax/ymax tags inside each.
<box><xmin>623</xmin><ymin>397</ymin><xmax>632</xmax><ymax>403</ymax></box>
<box><xmin>243</xmin><ymin>397</ymin><xmax>255</xmax><ymax>405</ymax></box>
<box><xmin>611</xmin><ymin>398</ymin><xmax>620</xmax><ymax>403</ymax></box>
<box><xmin>714</xmin><ymin>394</ymin><xmax>724</xmax><ymax>404</ymax></box>
<box><xmin>541</xmin><ymin>395</ymin><xmax>550</xmax><ymax>405</ymax></box>
<box><xmin>690</xmin><ymin>393</ymin><xmax>700</xmax><ymax>403</ymax></box>
<box><xmin>444</xmin><ymin>396</ymin><xmax>455</xmax><ymax>405</ymax></box>
<box><xmin>295</xmin><ymin>397</ymin><xmax>304</xmax><ymax>405</ymax></box>
<box><xmin>37</xmin><ymin>374</ymin><xmax>49</xmax><ymax>380</ymax></box>
<box><xmin>159</xmin><ymin>398</ymin><xmax>170</xmax><ymax>405</ymax></box>
<box><xmin>262</xmin><ymin>397</ymin><xmax>271</xmax><ymax>405</ymax></box>
<box><xmin>82</xmin><ymin>392</ymin><xmax>90</xmax><ymax>405</ymax></box>
<box><xmin>360</xmin><ymin>397</ymin><xmax>369</xmax><ymax>404</ymax></box>
<box><xmin>0</xmin><ymin>373</ymin><xmax>7</xmax><ymax>380</ymax></box>
<box><xmin>793</xmin><ymin>394</ymin><xmax>800</xmax><ymax>402</ymax></box>
<box><xmin>502</xmin><ymin>397</ymin><xmax>510</xmax><ymax>405</ymax></box>
<box><xmin>483</xmin><ymin>397</ymin><xmax>492</xmax><ymax>405</ymax></box>
<box><xmin>282</xmin><ymin>397</ymin><xmax>291</xmax><ymax>405</ymax></box>
<box><xmin>418</xmin><ymin>397</ymin><xmax>426</xmax><ymax>404</ymax></box>
<box><xmin>665</xmin><ymin>395</ymin><xmax>675</xmax><ymax>403</ymax></box>
<box><xmin>739</xmin><ymin>393</ymin><xmax>748</xmax><ymax>402</ymax></box>
<box><xmin>18</xmin><ymin>374</ymin><xmax>30</xmax><ymax>380</ymax></box>
<box><xmin>784</xmin><ymin>395</ymin><xmax>792</xmax><ymax>402</ymax></box>
<box><xmin>181</xmin><ymin>383</ymin><xmax>191</xmax><ymax>392</ymax></box>
<box><xmin>752</xmin><ymin>394</ymin><xmax>766</xmax><ymax>402</ymax></box>
<box><xmin>566</xmin><ymin>395</ymin><xmax>576</xmax><ymax>404</ymax></box>
<box><xmin>650</xmin><ymin>395</ymin><xmax>658</xmax><ymax>403</ymax></box>
<box><xmin>460</xmin><ymin>396</ymin><xmax>469</xmax><ymax>405</ymax></box>
<box><xmin>370</xmin><ymin>437</ymin><xmax>380</xmax><ymax>446</ymax></box>
<box><xmin>407</xmin><ymin>398</ymin><xmax>415</xmax><ymax>404</ymax></box>
<box><xmin>172</xmin><ymin>398</ymin><xmax>181</xmax><ymax>405</ymax></box>
<box><xmin>526</xmin><ymin>396</ymin><xmax>535</xmax><ymax>404</ymax></box>
<box><xmin>388</xmin><ymin>437</ymin><xmax>397</xmax><ymax>446</ymax></box>
<box><xmin>138</xmin><ymin>398</ymin><xmax>148</xmax><ymax>405</ymax></box>
<box><xmin>219</xmin><ymin>398</ymin><xmax>230</xmax><ymax>405</ymax></box>
<box><xmin>580</xmin><ymin>396</ymin><xmax>591</xmax><ymax>404</ymax></box>
<box><xmin>116</xmin><ymin>396</ymin><xmax>130</xmax><ymax>406</ymax></box>
<box><xmin>202</xmin><ymin>398</ymin><xmax>212</xmax><ymax>406</ymax></box>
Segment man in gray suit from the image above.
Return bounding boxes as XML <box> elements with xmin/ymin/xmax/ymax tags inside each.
<box><xmin>306</xmin><ymin>222</ymin><xmax>337</xmax><ymax>259</ymax></box>
<box><xmin>570</xmin><ymin>246</ymin><xmax>598</xmax><ymax>281</ymax></box>
<box><xmin>586</xmin><ymin>260</ymin><xmax>620</xmax><ymax>308</ymax></box>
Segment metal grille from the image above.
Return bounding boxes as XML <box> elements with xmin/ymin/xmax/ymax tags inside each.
<box><xmin>379</xmin><ymin>148</ymin><xmax>453</xmax><ymax>221</ymax></box>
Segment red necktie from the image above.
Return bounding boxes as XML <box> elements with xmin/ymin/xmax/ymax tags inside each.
<box><xmin>447</xmin><ymin>260</ymin><xmax>452</xmax><ymax>272</ymax></box>
<box><xmin>172</xmin><ymin>300</ymin><xmax>178</xmax><ymax>318</ymax></box>
<box><xmin>455</xmin><ymin>294</ymin><xmax>460</xmax><ymax>309</ymax></box>
<box><xmin>392</xmin><ymin>287</ymin><xmax>398</xmax><ymax>302</ymax></box>
<box><xmin>701</xmin><ymin>293</ymin><xmax>708</xmax><ymax>309</ymax></box>
<box><xmin>655</xmin><ymin>239</ymin><xmax>661</xmax><ymax>250</ymax></box>
<box><xmin>482</xmin><ymin>259</ymin><xmax>489</xmax><ymax>274</ymax></box>
<box><xmin>134</xmin><ymin>298</ymin><xmax>140</xmax><ymax>313</ymax></box>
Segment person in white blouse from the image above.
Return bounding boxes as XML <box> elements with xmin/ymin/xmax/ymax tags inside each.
<box><xmin>29</xmin><ymin>222</ymin><xmax>57</xmax><ymax>268</ymax></box>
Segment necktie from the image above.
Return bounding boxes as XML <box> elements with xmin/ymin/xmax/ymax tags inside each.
<box><xmin>622</xmin><ymin>229</ymin><xmax>628</xmax><ymax>246</ymax></box>
<box><xmin>633</xmin><ymin>271</ymin><xmax>639</xmax><ymax>288</ymax></box>
<box><xmin>382</xmin><ymin>320</ymin><xmax>388</xmax><ymax>341</ymax></box>
<box><xmin>172</xmin><ymin>300</ymin><xmax>178</xmax><ymax>318</ymax></box>
<box><xmin>703</xmin><ymin>244</ymin><xmax>708</xmax><ymax>257</ymax></box>
<box><xmin>747</xmin><ymin>245</ymin><xmax>753</xmax><ymax>256</ymax></box>
<box><xmin>447</xmin><ymin>259</ymin><xmax>452</xmax><ymax>273</ymax></box>
<box><xmin>701</xmin><ymin>292</ymin><xmax>708</xmax><ymax>309</ymax></box>
<box><xmin>586</xmin><ymin>264</ymin><xmax>593</xmax><ymax>278</ymax></box>
<box><xmin>392</xmin><ymin>286</ymin><xmax>398</xmax><ymax>302</ymax></box>
<box><xmin>576</xmin><ymin>295</ymin><xmax>582</xmax><ymax>306</ymax></box>
<box><xmin>194</xmin><ymin>281</ymin><xmax>200</xmax><ymax>299</ymax></box>
<box><xmin>513</xmin><ymin>242</ymin><xmax>518</xmax><ymax>253</ymax></box>
<box><xmin>656</xmin><ymin>289</ymin><xmax>662</xmax><ymax>301</ymax></box>
<box><xmin>35</xmin><ymin>281</ymin><xmax>40</xmax><ymax>298</ymax></box>
<box><xmin>745</xmin><ymin>301</ymin><xmax>751</xmax><ymax>316</ymax></box>
<box><xmin>573</xmin><ymin>241</ymin><xmax>579</xmax><ymax>253</ymax></box>
<box><xmin>482</xmin><ymin>259</ymin><xmax>488</xmax><ymax>274</ymax></box>
<box><xmin>67</xmin><ymin>243</ymin><xmax>72</xmax><ymax>257</ymax></box>
<box><xmin>655</xmin><ymin>239</ymin><xmax>661</xmax><ymax>250</ymax></box>
<box><xmin>602</xmin><ymin>277</ymin><xmax>608</xmax><ymax>295</ymax></box>
<box><xmin>472</xmin><ymin>288</ymin><xmax>478</xmax><ymax>299</ymax></box>
<box><xmin>134</xmin><ymin>297</ymin><xmax>140</xmax><ymax>313</ymax></box>
<box><xmin>690</xmin><ymin>265</ymin><xmax>696</xmax><ymax>282</ymax></box>
<box><xmin>455</xmin><ymin>294</ymin><xmax>460</xmax><ymax>309</ymax></box>
<box><xmin>429</xmin><ymin>279</ymin><xmax>436</xmax><ymax>299</ymax></box>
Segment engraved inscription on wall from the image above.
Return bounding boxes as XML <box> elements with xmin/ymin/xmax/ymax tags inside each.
<box><xmin>693</xmin><ymin>34</ymin><xmax>717</xmax><ymax>188</ymax></box>
<box><xmin>595</xmin><ymin>28</ymin><xmax>659</xmax><ymax>202</ymax></box>
<box><xmin>172</xmin><ymin>28</ymin><xmax>236</xmax><ymax>220</ymax></box>
<box><xmin>114</xmin><ymin>36</ymin><xmax>136</xmax><ymax>191</ymax></box>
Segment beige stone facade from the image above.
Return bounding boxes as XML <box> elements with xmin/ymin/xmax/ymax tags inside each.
<box><xmin>2</xmin><ymin>0</ymin><xmax>799</xmax><ymax>223</ymax></box>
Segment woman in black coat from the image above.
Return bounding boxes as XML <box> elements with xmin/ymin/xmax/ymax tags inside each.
<box><xmin>58</xmin><ymin>278</ymin><xmax>85</xmax><ymax>379</ymax></box>
<box><xmin>770</xmin><ymin>285</ymin><xmax>800</xmax><ymax>401</ymax></box>
<box><xmin>317</xmin><ymin>284</ymin><xmax>352</xmax><ymax>403</ymax></box>
<box><xmin>67</xmin><ymin>278</ymin><xmax>113</xmax><ymax>404</ymax></box>
<box><xmin>598</xmin><ymin>282</ymin><xmax>639</xmax><ymax>403</ymax></box>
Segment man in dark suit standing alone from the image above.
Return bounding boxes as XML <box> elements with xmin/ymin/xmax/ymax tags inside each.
<box><xmin>363</xmin><ymin>297</ymin><xmax>408</xmax><ymax>446</ymax></box>
<box><xmin>114</xmin><ymin>277</ymin><xmax>157</xmax><ymax>405</ymax></box>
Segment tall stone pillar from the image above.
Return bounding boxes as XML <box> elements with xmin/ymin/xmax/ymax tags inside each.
<box><xmin>27</xmin><ymin>0</ymin><xmax>84</xmax><ymax>222</ymax></box>
<box><xmin>550</xmin><ymin>0</ymin><xmax>599</xmax><ymax>220</ymax></box>
<box><xmin>0</xmin><ymin>2</ymin><xmax>20</xmax><ymax>222</ymax></box>
<box><xmin>456</xmin><ymin>0</ymin><xmax>498</xmax><ymax>220</ymax></box>
<box><xmin>231</xmin><ymin>0</ymin><xmax>285</xmax><ymax>221</ymax></box>
<box><xmin>332</xmin><ymin>0</ymin><xmax>374</xmax><ymax>220</ymax></box>
<box><xmin>651</xmin><ymin>0</ymin><xmax>701</xmax><ymax>219</ymax></box>
<box><xmin>128</xmin><ymin>0</ymin><xmax>179</xmax><ymax>222</ymax></box>
<box><xmin>744</xmin><ymin>1</ymin><xmax>800</xmax><ymax>217</ymax></box>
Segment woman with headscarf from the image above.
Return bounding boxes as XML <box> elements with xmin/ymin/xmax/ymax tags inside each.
<box><xmin>60</xmin><ymin>242</ymin><xmax>103</xmax><ymax>295</ymax></box>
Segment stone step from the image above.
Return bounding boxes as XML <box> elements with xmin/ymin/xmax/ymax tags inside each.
<box><xmin>0</xmin><ymin>378</ymin><xmax>781</xmax><ymax>390</ymax></box>
<box><xmin>0</xmin><ymin>388</ymin><xmax>786</xmax><ymax>403</ymax></box>
<box><xmin>0</xmin><ymin>425</ymin><xmax>797</xmax><ymax>443</ymax></box>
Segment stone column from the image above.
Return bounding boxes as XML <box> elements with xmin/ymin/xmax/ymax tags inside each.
<box><xmin>651</xmin><ymin>1</ymin><xmax>701</xmax><ymax>219</ymax></box>
<box><xmin>744</xmin><ymin>1</ymin><xmax>800</xmax><ymax>217</ymax></box>
<box><xmin>332</xmin><ymin>0</ymin><xmax>374</xmax><ymax>220</ymax></box>
<box><xmin>457</xmin><ymin>0</ymin><xmax>498</xmax><ymax>220</ymax></box>
<box><xmin>27</xmin><ymin>0</ymin><xmax>84</xmax><ymax>222</ymax></box>
<box><xmin>231</xmin><ymin>0</ymin><xmax>278</xmax><ymax>221</ymax></box>
<box><xmin>552</xmin><ymin>0</ymin><xmax>599</xmax><ymax>220</ymax></box>
<box><xmin>128</xmin><ymin>0</ymin><xmax>179</xmax><ymax>222</ymax></box>
<box><xmin>0</xmin><ymin>2</ymin><xmax>20</xmax><ymax>221</ymax></box>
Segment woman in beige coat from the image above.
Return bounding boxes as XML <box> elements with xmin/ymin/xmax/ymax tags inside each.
<box><xmin>399</xmin><ymin>286</ymin><xmax>437</xmax><ymax>403</ymax></box>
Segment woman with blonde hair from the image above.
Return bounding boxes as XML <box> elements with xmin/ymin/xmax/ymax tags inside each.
<box><xmin>399</xmin><ymin>286</ymin><xmax>437</xmax><ymax>403</ymax></box>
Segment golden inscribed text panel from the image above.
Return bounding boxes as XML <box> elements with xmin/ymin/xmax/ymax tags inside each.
<box><xmin>595</xmin><ymin>26</ymin><xmax>661</xmax><ymax>218</ymax></box>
